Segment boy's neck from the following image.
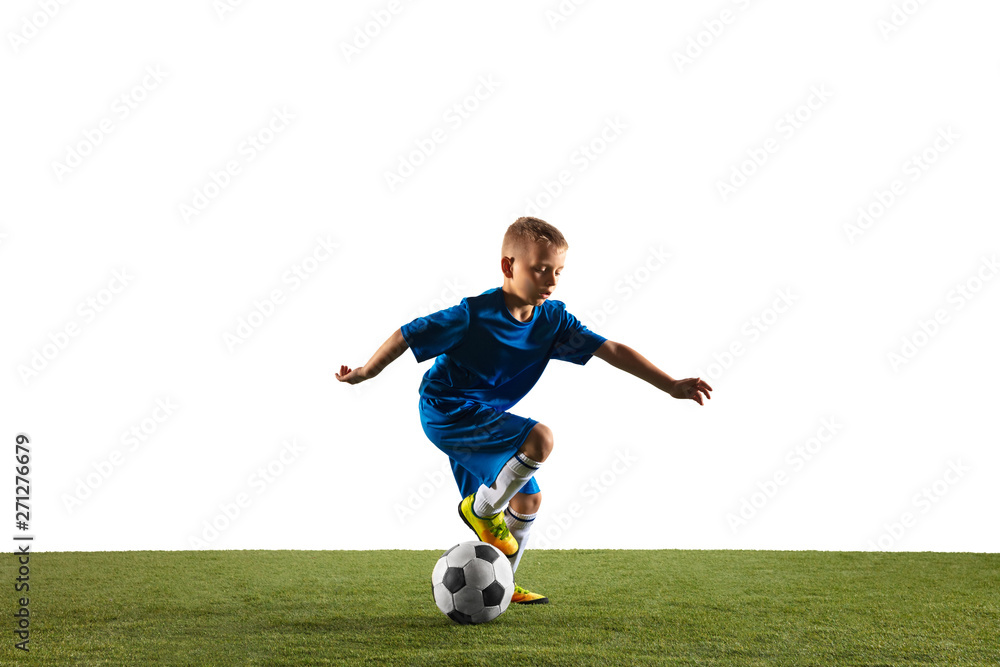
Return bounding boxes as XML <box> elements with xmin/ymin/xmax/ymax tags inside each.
<box><xmin>500</xmin><ymin>285</ymin><xmax>535</xmax><ymax>323</ymax></box>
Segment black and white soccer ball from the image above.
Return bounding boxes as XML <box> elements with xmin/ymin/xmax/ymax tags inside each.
<box><xmin>431</xmin><ymin>541</ymin><xmax>515</xmax><ymax>624</ymax></box>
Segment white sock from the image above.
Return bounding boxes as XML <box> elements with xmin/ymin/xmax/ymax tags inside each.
<box><xmin>504</xmin><ymin>507</ymin><xmax>535</xmax><ymax>574</ymax></box>
<box><xmin>472</xmin><ymin>452</ymin><xmax>543</xmax><ymax>518</ymax></box>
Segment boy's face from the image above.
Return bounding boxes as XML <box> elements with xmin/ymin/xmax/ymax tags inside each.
<box><xmin>504</xmin><ymin>241</ymin><xmax>565</xmax><ymax>303</ymax></box>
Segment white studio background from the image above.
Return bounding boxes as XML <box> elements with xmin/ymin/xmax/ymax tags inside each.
<box><xmin>2</xmin><ymin>1</ymin><xmax>998</xmax><ymax>553</ymax></box>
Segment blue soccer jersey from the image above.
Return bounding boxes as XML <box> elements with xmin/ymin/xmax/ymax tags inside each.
<box><xmin>400</xmin><ymin>286</ymin><xmax>607</xmax><ymax>412</ymax></box>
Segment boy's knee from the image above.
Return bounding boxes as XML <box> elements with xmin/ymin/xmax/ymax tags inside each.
<box><xmin>521</xmin><ymin>423</ymin><xmax>554</xmax><ymax>462</ymax></box>
<box><xmin>510</xmin><ymin>491</ymin><xmax>542</xmax><ymax>515</ymax></box>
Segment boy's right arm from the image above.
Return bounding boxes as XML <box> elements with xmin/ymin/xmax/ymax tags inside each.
<box><xmin>336</xmin><ymin>327</ymin><xmax>409</xmax><ymax>384</ymax></box>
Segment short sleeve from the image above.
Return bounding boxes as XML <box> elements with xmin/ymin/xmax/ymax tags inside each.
<box><xmin>550</xmin><ymin>304</ymin><xmax>607</xmax><ymax>365</ymax></box>
<box><xmin>401</xmin><ymin>299</ymin><xmax>470</xmax><ymax>363</ymax></box>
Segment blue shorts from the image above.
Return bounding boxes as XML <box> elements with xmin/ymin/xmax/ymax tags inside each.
<box><xmin>418</xmin><ymin>396</ymin><xmax>540</xmax><ymax>499</ymax></box>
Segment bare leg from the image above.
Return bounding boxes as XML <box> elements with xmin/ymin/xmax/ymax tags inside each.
<box><xmin>509</xmin><ymin>491</ymin><xmax>541</xmax><ymax>515</ymax></box>
<box><xmin>517</xmin><ymin>423</ymin><xmax>554</xmax><ymax>463</ymax></box>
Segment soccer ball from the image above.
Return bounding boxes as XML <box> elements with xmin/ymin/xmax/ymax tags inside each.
<box><xmin>431</xmin><ymin>541</ymin><xmax>514</xmax><ymax>624</ymax></box>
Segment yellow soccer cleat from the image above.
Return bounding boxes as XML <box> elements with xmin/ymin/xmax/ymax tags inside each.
<box><xmin>458</xmin><ymin>493</ymin><xmax>519</xmax><ymax>556</ymax></box>
<box><xmin>511</xmin><ymin>583</ymin><xmax>548</xmax><ymax>605</ymax></box>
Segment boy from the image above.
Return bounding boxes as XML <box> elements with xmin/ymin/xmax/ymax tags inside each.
<box><xmin>336</xmin><ymin>217</ymin><xmax>711</xmax><ymax>604</ymax></box>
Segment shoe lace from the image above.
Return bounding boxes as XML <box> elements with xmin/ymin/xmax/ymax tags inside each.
<box><xmin>488</xmin><ymin>518</ymin><xmax>511</xmax><ymax>541</ymax></box>
<box><xmin>513</xmin><ymin>584</ymin><xmax>527</xmax><ymax>594</ymax></box>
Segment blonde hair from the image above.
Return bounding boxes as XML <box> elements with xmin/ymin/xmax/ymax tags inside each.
<box><xmin>501</xmin><ymin>217</ymin><xmax>569</xmax><ymax>261</ymax></box>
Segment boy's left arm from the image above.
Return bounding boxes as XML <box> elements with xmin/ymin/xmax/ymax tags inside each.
<box><xmin>592</xmin><ymin>340</ymin><xmax>712</xmax><ymax>405</ymax></box>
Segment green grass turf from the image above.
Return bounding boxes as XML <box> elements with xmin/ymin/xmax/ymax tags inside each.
<box><xmin>2</xmin><ymin>550</ymin><xmax>998</xmax><ymax>665</ymax></box>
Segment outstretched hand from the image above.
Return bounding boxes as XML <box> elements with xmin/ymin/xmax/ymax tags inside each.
<box><xmin>335</xmin><ymin>365</ymin><xmax>367</xmax><ymax>385</ymax></box>
<box><xmin>668</xmin><ymin>377</ymin><xmax>712</xmax><ymax>405</ymax></box>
